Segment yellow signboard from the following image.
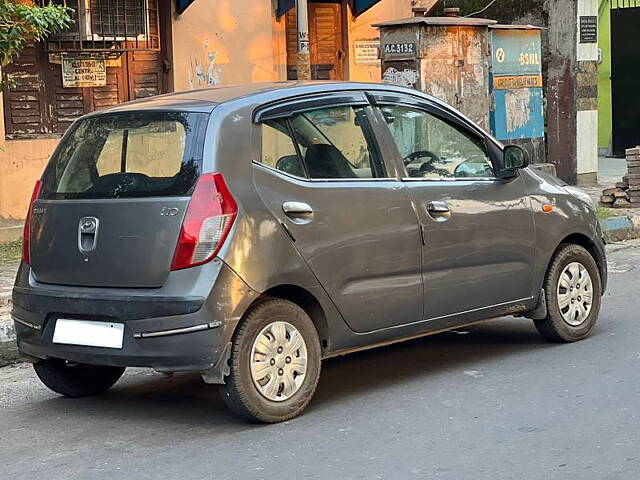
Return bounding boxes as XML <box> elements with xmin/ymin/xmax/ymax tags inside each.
<box><xmin>493</xmin><ymin>75</ymin><xmax>543</xmax><ymax>90</ymax></box>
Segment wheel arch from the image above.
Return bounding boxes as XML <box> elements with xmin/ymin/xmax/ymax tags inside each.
<box><xmin>549</xmin><ymin>233</ymin><xmax>607</xmax><ymax>293</ymax></box>
<box><xmin>248</xmin><ymin>284</ymin><xmax>331</xmax><ymax>354</ymax></box>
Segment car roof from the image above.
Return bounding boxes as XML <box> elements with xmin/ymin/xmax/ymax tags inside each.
<box><xmin>90</xmin><ymin>81</ymin><xmax>447</xmax><ymax>115</ymax></box>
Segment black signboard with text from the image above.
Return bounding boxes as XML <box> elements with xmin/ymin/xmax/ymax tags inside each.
<box><xmin>580</xmin><ymin>16</ymin><xmax>598</xmax><ymax>43</ymax></box>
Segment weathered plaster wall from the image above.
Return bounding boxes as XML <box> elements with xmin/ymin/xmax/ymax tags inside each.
<box><xmin>171</xmin><ymin>0</ymin><xmax>285</xmax><ymax>91</ymax></box>
<box><xmin>0</xmin><ymin>94</ymin><xmax>58</xmax><ymax>219</ymax></box>
<box><xmin>346</xmin><ymin>0</ymin><xmax>414</xmax><ymax>82</ymax></box>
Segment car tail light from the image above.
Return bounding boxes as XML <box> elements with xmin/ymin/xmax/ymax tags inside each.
<box><xmin>171</xmin><ymin>173</ymin><xmax>238</xmax><ymax>271</ymax></box>
<box><xmin>22</xmin><ymin>180</ymin><xmax>42</xmax><ymax>266</ymax></box>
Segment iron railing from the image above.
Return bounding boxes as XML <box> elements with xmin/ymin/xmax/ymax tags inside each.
<box><xmin>43</xmin><ymin>0</ymin><xmax>160</xmax><ymax>52</ymax></box>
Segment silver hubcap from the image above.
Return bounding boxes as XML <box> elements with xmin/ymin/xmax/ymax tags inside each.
<box><xmin>557</xmin><ymin>262</ymin><xmax>593</xmax><ymax>326</ymax></box>
<box><xmin>250</xmin><ymin>321</ymin><xmax>308</xmax><ymax>402</ymax></box>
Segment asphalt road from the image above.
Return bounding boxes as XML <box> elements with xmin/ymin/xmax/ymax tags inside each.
<box><xmin>2</xmin><ymin>241</ymin><xmax>640</xmax><ymax>480</ymax></box>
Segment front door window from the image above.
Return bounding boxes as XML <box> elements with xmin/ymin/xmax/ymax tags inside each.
<box><xmin>380</xmin><ymin>106</ymin><xmax>495</xmax><ymax>180</ymax></box>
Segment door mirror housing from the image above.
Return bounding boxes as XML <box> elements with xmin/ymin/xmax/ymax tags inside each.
<box><xmin>498</xmin><ymin>145</ymin><xmax>529</xmax><ymax>179</ymax></box>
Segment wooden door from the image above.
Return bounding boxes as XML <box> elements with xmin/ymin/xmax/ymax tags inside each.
<box><xmin>286</xmin><ymin>2</ymin><xmax>344</xmax><ymax>80</ymax></box>
<box><xmin>125</xmin><ymin>48</ymin><xmax>164</xmax><ymax>100</ymax></box>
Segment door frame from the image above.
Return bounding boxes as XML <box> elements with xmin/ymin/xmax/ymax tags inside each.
<box><xmin>610</xmin><ymin>5</ymin><xmax>640</xmax><ymax>156</ymax></box>
<box><xmin>285</xmin><ymin>0</ymin><xmax>349</xmax><ymax>80</ymax></box>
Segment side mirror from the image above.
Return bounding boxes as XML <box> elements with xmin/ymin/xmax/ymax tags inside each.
<box><xmin>499</xmin><ymin>145</ymin><xmax>529</xmax><ymax>179</ymax></box>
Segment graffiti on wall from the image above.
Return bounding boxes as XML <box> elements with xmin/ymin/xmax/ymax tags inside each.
<box><xmin>188</xmin><ymin>39</ymin><xmax>222</xmax><ymax>89</ymax></box>
<box><xmin>382</xmin><ymin>67</ymin><xmax>419</xmax><ymax>89</ymax></box>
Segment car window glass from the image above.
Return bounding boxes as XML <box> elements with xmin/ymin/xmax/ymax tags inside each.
<box><xmin>41</xmin><ymin>111</ymin><xmax>206</xmax><ymax>199</ymax></box>
<box><xmin>289</xmin><ymin>106</ymin><xmax>386</xmax><ymax>179</ymax></box>
<box><xmin>95</xmin><ymin>121</ymin><xmax>186</xmax><ymax>177</ymax></box>
<box><xmin>380</xmin><ymin>106</ymin><xmax>494</xmax><ymax>180</ymax></box>
<box><xmin>260</xmin><ymin>120</ymin><xmax>306</xmax><ymax>178</ymax></box>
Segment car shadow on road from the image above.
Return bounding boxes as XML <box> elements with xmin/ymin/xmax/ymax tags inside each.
<box><xmin>312</xmin><ymin>317</ymin><xmax>552</xmax><ymax>407</ymax></box>
<box><xmin>25</xmin><ymin>317</ymin><xmax>566</xmax><ymax>429</ymax></box>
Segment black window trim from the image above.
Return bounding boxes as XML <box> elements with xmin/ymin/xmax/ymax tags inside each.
<box><xmin>253</xmin><ymin>92</ymin><xmax>369</xmax><ymax>123</ymax></box>
<box><xmin>368</xmin><ymin>91</ymin><xmax>502</xmax><ymax>183</ymax></box>
<box><xmin>255</xmin><ymin>93</ymin><xmax>397</xmax><ymax>183</ymax></box>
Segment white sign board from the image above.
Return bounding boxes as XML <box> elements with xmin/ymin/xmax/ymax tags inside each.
<box><xmin>62</xmin><ymin>54</ymin><xmax>107</xmax><ymax>88</ymax></box>
<box><xmin>354</xmin><ymin>40</ymin><xmax>380</xmax><ymax>65</ymax></box>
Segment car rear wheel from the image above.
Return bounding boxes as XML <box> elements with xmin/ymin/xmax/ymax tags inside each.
<box><xmin>534</xmin><ymin>244</ymin><xmax>602</xmax><ymax>342</ymax></box>
<box><xmin>33</xmin><ymin>359</ymin><xmax>125</xmax><ymax>397</ymax></box>
<box><xmin>220</xmin><ymin>298</ymin><xmax>321</xmax><ymax>423</ymax></box>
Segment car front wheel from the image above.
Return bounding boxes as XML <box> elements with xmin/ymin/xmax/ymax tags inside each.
<box><xmin>220</xmin><ymin>298</ymin><xmax>321</xmax><ymax>423</ymax></box>
<box><xmin>534</xmin><ymin>244</ymin><xmax>602</xmax><ymax>342</ymax></box>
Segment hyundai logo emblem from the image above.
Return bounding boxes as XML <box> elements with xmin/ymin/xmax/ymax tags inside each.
<box><xmin>79</xmin><ymin>217</ymin><xmax>98</xmax><ymax>234</ymax></box>
<box><xmin>80</xmin><ymin>217</ymin><xmax>98</xmax><ymax>233</ymax></box>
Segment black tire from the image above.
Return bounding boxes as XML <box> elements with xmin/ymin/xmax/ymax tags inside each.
<box><xmin>220</xmin><ymin>298</ymin><xmax>321</xmax><ymax>423</ymax></box>
<box><xmin>33</xmin><ymin>359</ymin><xmax>125</xmax><ymax>397</ymax></box>
<box><xmin>534</xmin><ymin>244</ymin><xmax>602</xmax><ymax>343</ymax></box>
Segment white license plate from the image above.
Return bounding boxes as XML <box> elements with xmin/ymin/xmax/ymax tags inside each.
<box><xmin>53</xmin><ymin>319</ymin><xmax>124</xmax><ymax>349</ymax></box>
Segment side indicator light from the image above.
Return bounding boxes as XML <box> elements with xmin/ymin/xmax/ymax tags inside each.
<box><xmin>542</xmin><ymin>204</ymin><xmax>554</xmax><ymax>213</ymax></box>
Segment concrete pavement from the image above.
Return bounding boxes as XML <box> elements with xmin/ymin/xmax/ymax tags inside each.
<box><xmin>1</xmin><ymin>241</ymin><xmax>640</xmax><ymax>479</ymax></box>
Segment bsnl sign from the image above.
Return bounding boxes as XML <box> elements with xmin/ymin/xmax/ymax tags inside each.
<box><xmin>491</xmin><ymin>30</ymin><xmax>542</xmax><ymax>77</ymax></box>
<box><xmin>491</xmin><ymin>29</ymin><xmax>543</xmax><ymax>91</ymax></box>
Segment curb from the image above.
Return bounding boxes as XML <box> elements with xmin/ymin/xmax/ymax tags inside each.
<box><xmin>600</xmin><ymin>214</ymin><xmax>640</xmax><ymax>243</ymax></box>
<box><xmin>0</xmin><ymin>327</ymin><xmax>19</xmax><ymax>368</ymax></box>
<box><xmin>0</xmin><ymin>295</ymin><xmax>19</xmax><ymax>367</ymax></box>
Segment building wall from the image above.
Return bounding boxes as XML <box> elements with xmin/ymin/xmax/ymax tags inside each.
<box><xmin>346</xmin><ymin>1</ymin><xmax>413</xmax><ymax>82</ymax></box>
<box><xmin>0</xmin><ymin>0</ymin><xmax>61</xmax><ymax>217</ymax></box>
<box><xmin>0</xmin><ymin>95</ymin><xmax>60</xmax><ymax>219</ymax></box>
<box><xmin>169</xmin><ymin>0</ymin><xmax>414</xmax><ymax>91</ymax></box>
<box><xmin>170</xmin><ymin>0</ymin><xmax>286</xmax><ymax>90</ymax></box>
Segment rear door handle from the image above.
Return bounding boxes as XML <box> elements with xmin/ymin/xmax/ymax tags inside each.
<box><xmin>426</xmin><ymin>201</ymin><xmax>451</xmax><ymax>222</ymax></box>
<box><xmin>282</xmin><ymin>201</ymin><xmax>313</xmax><ymax>224</ymax></box>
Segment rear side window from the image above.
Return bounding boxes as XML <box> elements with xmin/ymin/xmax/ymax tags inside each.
<box><xmin>261</xmin><ymin>119</ymin><xmax>306</xmax><ymax>178</ymax></box>
<box><xmin>41</xmin><ymin>111</ymin><xmax>208</xmax><ymax>199</ymax></box>
<box><xmin>259</xmin><ymin>105</ymin><xmax>386</xmax><ymax>180</ymax></box>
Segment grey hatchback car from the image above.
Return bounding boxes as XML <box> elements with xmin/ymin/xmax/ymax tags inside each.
<box><xmin>13</xmin><ymin>82</ymin><xmax>607</xmax><ymax>423</ymax></box>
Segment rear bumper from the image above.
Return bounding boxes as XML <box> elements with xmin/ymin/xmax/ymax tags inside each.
<box><xmin>11</xmin><ymin>258</ymin><xmax>259</xmax><ymax>374</ymax></box>
<box><xmin>13</xmin><ymin>309</ymin><xmax>220</xmax><ymax>372</ymax></box>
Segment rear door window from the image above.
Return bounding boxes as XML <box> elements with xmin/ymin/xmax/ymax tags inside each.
<box><xmin>289</xmin><ymin>106</ymin><xmax>387</xmax><ymax>180</ymax></box>
<box><xmin>41</xmin><ymin>111</ymin><xmax>208</xmax><ymax>199</ymax></box>
<box><xmin>260</xmin><ymin>119</ymin><xmax>307</xmax><ymax>178</ymax></box>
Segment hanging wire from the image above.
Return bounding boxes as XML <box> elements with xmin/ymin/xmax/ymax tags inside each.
<box><xmin>464</xmin><ymin>0</ymin><xmax>500</xmax><ymax>17</ymax></box>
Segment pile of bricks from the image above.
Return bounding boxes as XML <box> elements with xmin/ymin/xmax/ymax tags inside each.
<box><xmin>599</xmin><ymin>147</ymin><xmax>640</xmax><ymax>208</ymax></box>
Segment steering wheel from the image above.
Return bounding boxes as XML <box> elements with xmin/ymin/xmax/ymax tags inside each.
<box><xmin>453</xmin><ymin>157</ymin><xmax>494</xmax><ymax>178</ymax></box>
<box><xmin>403</xmin><ymin>150</ymin><xmax>442</xmax><ymax>166</ymax></box>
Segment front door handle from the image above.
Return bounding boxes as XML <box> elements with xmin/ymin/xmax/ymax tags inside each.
<box><xmin>282</xmin><ymin>201</ymin><xmax>314</xmax><ymax>224</ymax></box>
<box><xmin>426</xmin><ymin>201</ymin><xmax>451</xmax><ymax>222</ymax></box>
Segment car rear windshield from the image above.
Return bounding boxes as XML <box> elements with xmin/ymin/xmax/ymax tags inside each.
<box><xmin>40</xmin><ymin>111</ymin><xmax>208</xmax><ymax>199</ymax></box>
